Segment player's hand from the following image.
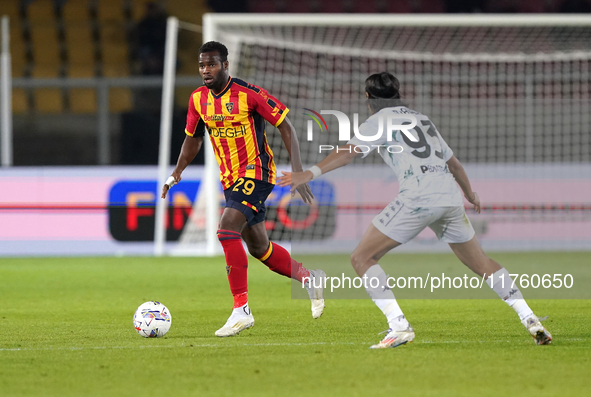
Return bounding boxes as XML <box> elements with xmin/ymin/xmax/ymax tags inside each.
<box><xmin>278</xmin><ymin>171</ymin><xmax>314</xmax><ymax>204</ymax></box>
<box><xmin>278</xmin><ymin>170</ymin><xmax>312</xmax><ymax>191</ymax></box>
<box><xmin>161</xmin><ymin>174</ymin><xmax>181</xmax><ymax>199</ymax></box>
<box><xmin>296</xmin><ymin>183</ymin><xmax>314</xmax><ymax>204</ymax></box>
<box><xmin>466</xmin><ymin>191</ymin><xmax>481</xmax><ymax>214</ymax></box>
<box><xmin>276</xmin><ymin>171</ymin><xmax>292</xmax><ymax>187</ymax></box>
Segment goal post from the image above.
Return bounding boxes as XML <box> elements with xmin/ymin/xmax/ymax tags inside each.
<box><xmin>154</xmin><ymin>16</ymin><xmax>179</xmax><ymax>256</ymax></box>
<box><xmin>156</xmin><ymin>14</ymin><xmax>591</xmax><ymax>256</ymax></box>
<box><xmin>154</xmin><ymin>17</ymin><xmax>219</xmax><ymax>257</ymax></box>
<box><xmin>1</xmin><ymin>15</ymin><xmax>12</xmax><ymax>167</ymax></box>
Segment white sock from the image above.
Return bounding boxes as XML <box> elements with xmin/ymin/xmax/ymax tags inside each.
<box><xmin>232</xmin><ymin>303</ymin><xmax>251</xmax><ymax>317</ymax></box>
<box><xmin>364</xmin><ymin>264</ymin><xmax>409</xmax><ymax>331</ymax></box>
<box><xmin>486</xmin><ymin>268</ymin><xmax>533</xmax><ymax>321</ymax></box>
<box><xmin>512</xmin><ymin>300</ymin><xmax>534</xmax><ymax>322</ymax></box>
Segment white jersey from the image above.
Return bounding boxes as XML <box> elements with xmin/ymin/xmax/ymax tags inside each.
<box><xmin>347</xmin><ymin>106</ymin><xmax>464</xmax><ymax>208</ymax></box>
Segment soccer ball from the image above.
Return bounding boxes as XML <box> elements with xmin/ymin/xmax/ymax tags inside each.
<box><xmin>133</xmin><ymin>301</ymin><xmax>172</xmax><ymax>338</ymax></box>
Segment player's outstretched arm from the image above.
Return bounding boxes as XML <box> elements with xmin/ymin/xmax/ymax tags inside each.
<box><xmin>161</xmin><ymin>135</ymin><xmax>203</xmax><ymax>199</ymax></box>
<box><xmin>277</xmin><ymin>117</ymin><xmax>314</xmax><ymax>203</ymax></box>
<box><xmin>277</xmin><ymin>144</ymin><xmax>360</xmax><ymax>192</ymax></box>
<box><xmin>446</xmin><ymin>155</ymin><xmax>481</xmax><ymax>213</ymax></box>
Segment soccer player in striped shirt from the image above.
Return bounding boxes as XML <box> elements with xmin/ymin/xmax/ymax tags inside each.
<box><xmin>161</xmin><ymin>41</ymin><xmax>326</xmax><ymax>337</ymax></box>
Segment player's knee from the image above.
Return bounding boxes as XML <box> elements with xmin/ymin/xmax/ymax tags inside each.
<box><xmin>219</xmin><ymin>208</ymin><xmax>246</xmax><ymax>232</ymax></box>
<box><xmin>218</xmin><ymin>218</ymin><xmax>238</xmax><ymax>232</ymax></box>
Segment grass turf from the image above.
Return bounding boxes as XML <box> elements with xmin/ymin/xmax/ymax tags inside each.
<box><xmin>0</xmin><ymin>253</ymin><xmax>589</xmax><ymax>396</ymax></box>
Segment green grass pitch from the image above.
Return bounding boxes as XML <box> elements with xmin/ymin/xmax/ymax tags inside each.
<box><xmin>1</xmin><ymin>253</ymin><xmax>590</xmax><ymax>396</ymax></box>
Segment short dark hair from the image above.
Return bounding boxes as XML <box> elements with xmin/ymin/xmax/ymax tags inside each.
<box><xmin>365</xmin><ymin>72</ymin><xmax>406</xmax><ymax>111</ymax></box>
<box><xmin>199</xmin><ymin>41</ymin><xmax>229</xmax><ymax>62</ymax></box>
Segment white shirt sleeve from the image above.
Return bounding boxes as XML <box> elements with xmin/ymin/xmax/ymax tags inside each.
<box><xmin>437</xmin><ymin>132</ymin><xmax>454</xmax><ymax>162</ymax></box>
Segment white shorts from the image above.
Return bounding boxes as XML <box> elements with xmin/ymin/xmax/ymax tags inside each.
<box><xmin>372</xmin><ymin>199</ymin><xmax>475</xmax><ymax>244</ymax></box>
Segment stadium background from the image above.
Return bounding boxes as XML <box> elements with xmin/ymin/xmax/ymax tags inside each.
<box><xmin>1</xmin><ymin>0</ymin><xmax>590</xmax><ymax>255</ymax></box>
<box><xmin>3</xmin><ymin>0</ymin><xmax>591</xmax><ymax>166</ymax></box>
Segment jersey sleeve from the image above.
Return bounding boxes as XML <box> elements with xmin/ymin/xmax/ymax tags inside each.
<box><xmin>185</xmin><ymin>93</ymin><xmax>204</xmax><ymax>137</ymax></box>
<box><xmin>438</xmin><ymin>132</ymin><xmax>454</xmax><ymax>161</ymax></box>
<box><xmin>248</xmin><ymin>85</ymin><xmax>289</xmax><ymax>127</ymax></box>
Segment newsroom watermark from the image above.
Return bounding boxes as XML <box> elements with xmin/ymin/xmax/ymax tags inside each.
<box><xmin>303</xmin><ymin>272</ymin><xmax>574</xmax><ymax>293</ymax></box>
<box><xmin>303</xmin><ymin>108</ymin><xmax>418</xmax><ymax>153</ymax></box>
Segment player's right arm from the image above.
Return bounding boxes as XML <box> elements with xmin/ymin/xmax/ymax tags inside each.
<box><xmin>161</xmin><ymin>134</ymin><xmax>204</xmax><ymax>199</ymax></box>
<box><xmin>161</xmin><ymin>93</ymin><xmax>206</xmax><ymax>199</ymax></box>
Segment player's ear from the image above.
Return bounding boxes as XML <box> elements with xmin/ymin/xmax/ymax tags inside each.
<box><xmin>365</xmin><ymin>92</ymin><xmax>370</xmax><ymax>98</ymax></box>
<box><xmin>223</xmin><ymin>61</ymin><xmax>229</xmax><ymax>71</ymax></box>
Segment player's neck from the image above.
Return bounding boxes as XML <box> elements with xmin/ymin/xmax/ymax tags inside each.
<box><xmin>211</xmin><ymin>76</ymin><xmax>232</xmax><ymax>96</ymax></box>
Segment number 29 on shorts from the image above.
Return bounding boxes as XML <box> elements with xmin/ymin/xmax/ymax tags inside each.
<box><xmin>232</xmin><ymin>178</ymin><xmax>255</xmax><ymax>195</ymax></box>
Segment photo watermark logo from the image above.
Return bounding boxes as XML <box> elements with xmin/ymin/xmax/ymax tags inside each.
<box><xmin>302</xmin><ymin>109</ymin><xmax>419</xmax><ymax>154</ymax></box>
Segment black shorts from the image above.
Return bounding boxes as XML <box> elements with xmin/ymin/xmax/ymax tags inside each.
<box><xmin>224</xmin><ymin>177</ymin><xmax>275</xmax><ymax>227</ymax></box>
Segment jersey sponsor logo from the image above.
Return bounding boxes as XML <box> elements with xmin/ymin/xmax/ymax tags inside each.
<box><xmin>202</xmin><ymin>114</ymin><xmax>235</xmax><ymax>122</ymax></box>
<box><xmin>225</xmin><ymin>102</ymin><xmax>234</xmax><ymax>112</ymax></box>
<box><xmin>420</xmin><ymin>164</ymin><xmax>448</xmax><ymax>174</ymax></box>
<box><xmin>208</xmin><ymin>125</ymin><xmax>246</xmax><ymax>138</ymax></box>
<box><xmin>200</xmin><ymin>102</ymin><xmax>212</xmax><ymax>106</ymax></box>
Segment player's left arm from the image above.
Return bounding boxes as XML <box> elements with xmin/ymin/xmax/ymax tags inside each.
<box><xmin>446</xmin><ymin>155</ymin><xmax>481</xmax><ymax>213</ymax></box>
<box><xmin>277</xmin><ymin>117</ymin><xmax>314</xmax><ymax>204</ymax></box>
<box><xmin>278</xmin><ymin>113</ymin><xmax>382</xmax><ymax>191</ymax></box>
<box><xmin>249</xmin><ymin>85</ymin><xmax>313</xmax><ymax>203</ymax></box>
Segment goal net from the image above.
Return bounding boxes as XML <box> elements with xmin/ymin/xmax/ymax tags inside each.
<box><xmin>161</xmin><ymin>14</ymin><xmax>591</xmax><ymax>256</ymax></box>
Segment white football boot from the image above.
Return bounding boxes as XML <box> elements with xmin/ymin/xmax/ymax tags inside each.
<box><xmin>304</xmin><ymin>269</ymin><xmax>326</xmax><ymax>319</ymax></box>
<box><xmin>370</xmin><ymin>326</ymin><xmax>415</xmax><ymax>349</ymax></box>
<box><xmin>522</xmin><ymin>315</ymin><xmax>552</xmax><ymax>345</ymax></box>
<box><xmin>214</xmin><ymin>304</ymin><xmax>255</xmax><ymax>337</ymax></box>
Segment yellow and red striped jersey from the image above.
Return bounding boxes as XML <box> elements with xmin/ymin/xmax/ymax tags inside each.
<box><xmin>185</xmin><ymin>77</ymin><xmax>289</xmax><ymax>189</ymax></box>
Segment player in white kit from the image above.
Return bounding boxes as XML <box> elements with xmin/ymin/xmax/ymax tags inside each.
<box><xmin>278</xmin><ymin>72</ymin><xmax>552</xmax><ymax>348</ymax></box>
